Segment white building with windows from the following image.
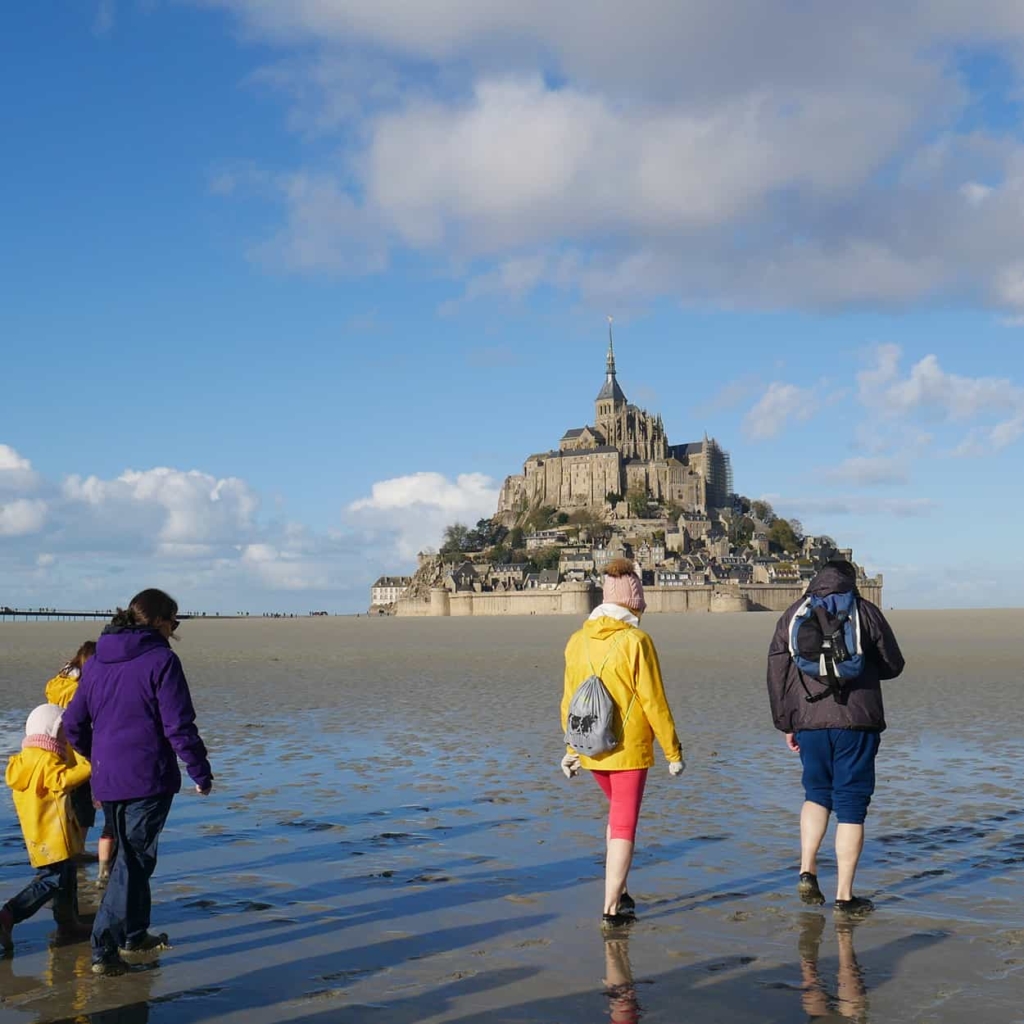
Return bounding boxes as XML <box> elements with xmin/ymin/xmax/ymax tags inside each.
<box><xmin>370</xmin><ymin>576</ymin><xmax>413</xmax><ymax>606</ymax></box>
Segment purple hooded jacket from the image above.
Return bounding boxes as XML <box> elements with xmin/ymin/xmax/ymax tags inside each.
<box><xmin>63</xmin><ymin>628</ymin><xmax>212</xmax><ymax>802</ymax></box>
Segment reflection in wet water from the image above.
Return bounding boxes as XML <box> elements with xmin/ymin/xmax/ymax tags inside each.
<box><xmin>603</xmin><ymin>935</ymin><xmax>641</xmax><ymax>1024</ymax></box>
<box><xmin>798</xmin><ymin>913</ymin><xmax>868</xmax><ymax>1023</ymax></box>
<box><xmin>0</xmin><ymin>938</ymin><xmax>157</xmax><ymax>1024</ymax></box>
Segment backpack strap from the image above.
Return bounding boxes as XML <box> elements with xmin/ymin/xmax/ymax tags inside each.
<box><xmin>584</xmin><ymin>630</ymin><xmax>626</xmax><ymax>677</ymax></box>
<box><xmin>803</xmin><ymin>605</ymin><xmax>845</xmax><ymax>703</ymax></box>
<box><xmin>585</xmin><ymin>631</ymin><xmax>638</xmax><ymax>723</ymax></box>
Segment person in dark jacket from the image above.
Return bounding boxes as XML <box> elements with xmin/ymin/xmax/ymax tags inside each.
<box><xmin>766</xmin><ymin>560</ymin><xmax>904</xmax><ymax>917</ymax></box>
<box><xmin>63</xmin><ymin>588</ymin><xmax>213</xmax><ymax>975</ymax></box>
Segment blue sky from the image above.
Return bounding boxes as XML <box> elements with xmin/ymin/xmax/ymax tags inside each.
<box><xmin>2</xmin><ymin>2</ymin><xmax>1024</xmax><ymax>612</ymax></box>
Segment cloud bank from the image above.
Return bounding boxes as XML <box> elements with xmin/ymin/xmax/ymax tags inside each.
<box><xmin>204</xmin><ymin>1</ymin><xmax>1024</xmax><ymax>313</ymax></box>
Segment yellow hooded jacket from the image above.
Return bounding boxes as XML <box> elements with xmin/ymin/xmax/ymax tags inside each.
<box><xmin>561</xmin><ymin>615</ymin><xmax>683</xmax><ymax>770</ymax></box>
<box><xmin>6</xmin><ymin>746</ymin><xmax>90</xmax><ymax>867</ymax></box>
<box><xmin>44</xmin><ymin>672</ymin><xmax>79</xmax><ymax>709</ymax></box>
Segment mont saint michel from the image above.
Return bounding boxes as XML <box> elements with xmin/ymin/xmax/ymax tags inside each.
<box><xmin>379</xmin><ymin>331</ymin><xmax>881</xmax><ymax>617</ymax></box>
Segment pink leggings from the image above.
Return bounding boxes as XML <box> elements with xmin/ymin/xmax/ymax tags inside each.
<box><xmin>591</xmin><ymin>769</ymin><xmax>649</xmax><ymax>841</ymax></box>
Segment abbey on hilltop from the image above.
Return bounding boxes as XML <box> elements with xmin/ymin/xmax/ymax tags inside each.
<box><xmin>497</xmin><ymin>328</ymin><xmax>732</xmax><ymax>520</ymax></box>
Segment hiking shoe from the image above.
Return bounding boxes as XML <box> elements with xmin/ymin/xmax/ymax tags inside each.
<box><xmin>91</xmin><ymin>955</ymin><xmax>128</xmax><ymax>976</ymax></box>
<box><xmin>834</xmin><ymin>897</ymin><xmax>874</xmax><ymax>919</ymax></box>
<box><xmin>120</xmin><ymin>932</ymin><xmax>171</xmax><ymax>959</ymax></box>
<box><xmin>618</xmin><ymin>891</ymin><xmax>636</xmax><ymax>913</ymax></box>
<box><xmin>798</xmin><ymin>872</ymin><xmax>826</xmax><ymax>906</ymax></box>
<box><xmin>0</xmin><ymin>908</ymin><xmax>13</xmax><ymax>954</ymax></box>
<box><xmin>601</xmin><ymin>912</ymin><xmax>636</xmax><ymax>930</ymax></box>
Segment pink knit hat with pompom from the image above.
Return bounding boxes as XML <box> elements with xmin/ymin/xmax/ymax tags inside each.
<box><xmin>603</xmin><ymin>570</ymin><xmax>646</xmax><ymax>613</ymax></box>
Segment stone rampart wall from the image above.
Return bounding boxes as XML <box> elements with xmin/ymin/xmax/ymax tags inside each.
<box><xmin>395</xmin><ymin>580</ymin><xmax>884</xmax><ymax>618</ymax></box>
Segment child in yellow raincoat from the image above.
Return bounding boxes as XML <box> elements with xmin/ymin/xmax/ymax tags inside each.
<box><xmin>0</xmin><ymin>704</ymin><xmax>92</xmax><ymax>954</ymax></box>
<box><xmin>44</xmin><ymin>641</ymin><xmax>115</xmax><ymax>883</ymax></box>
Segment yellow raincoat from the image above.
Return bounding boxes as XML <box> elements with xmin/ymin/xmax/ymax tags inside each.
<box><xmin>43</xmin><ymin>672</ymin><xmax>79</xmax><ymax>709</ymax></box>
<box><xmin>6</xmin><ymin>746</ymin><xmax>90</xmax><ymax>867</ymax></box>
<box><xmin>561</xmin><ymin>615</ymin><xmax>683</xmax><ymax>770</ymax></box>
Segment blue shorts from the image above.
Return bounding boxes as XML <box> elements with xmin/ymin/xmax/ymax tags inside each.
<box><xmin>798</xmin><ymin>729</ymin><xmax>881</xmax><ymax>825</ymax></box>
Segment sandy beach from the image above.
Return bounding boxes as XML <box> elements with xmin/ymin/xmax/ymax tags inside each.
<box><xmin>0</xmin><ymin>611</ymin><xmax>1022</xmax><ymax>1023</ymax></box>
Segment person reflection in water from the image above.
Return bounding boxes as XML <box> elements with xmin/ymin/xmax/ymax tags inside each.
<box><xmin>798</xmin><ymin>913</ymin><xmax>868</xmax><ymax>1023</ymax></box>
<box><xmin>603</xmin><ymin>935</ymin><xmax>642</xmax><ymax>1024</ymax></box>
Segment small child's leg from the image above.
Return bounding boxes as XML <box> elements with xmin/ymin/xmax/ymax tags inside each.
<box><xmin>1</xmin><ymin>904</ymin><xmax>14</xmax><ymax>953</ymax></box>
<box><xmin>2</xmin><ymin>864</ymin><xmax>66</xmax><ymax>948</ymax></box>
<box><xmin>97</xmin><ymin>803</ymin><xmax>117</xmax><ymax>884</ymax></box>
<box><xmin>53</xmin><ymin>862</ymin><xmax>91</xmax><ymax>940</ymax></box>
<box><xmin>97</xmin><ymin>836</ymin><xmax>115</xmax><ymax>884</ymax></box>
<box><xmin>51</xmin><ymin>861</ymin><xmax>79</xmax><ymax>926</ymax></box>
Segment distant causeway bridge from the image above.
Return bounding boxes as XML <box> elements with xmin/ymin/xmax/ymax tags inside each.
<box><xmin>0</xmin><ymin>609</ymin><xmax>239</xmax><ymax>622</ymax></box>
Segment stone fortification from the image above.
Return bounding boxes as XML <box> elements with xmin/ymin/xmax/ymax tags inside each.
<box><xmin>381</xmin><ymin>328</ymin><xmax>884</xmax><ymax>618</ymax></box>
<box><xmin>395</xmin><ymin>578</ymin><xmax>884</xmax><ymax>617</ymax></box>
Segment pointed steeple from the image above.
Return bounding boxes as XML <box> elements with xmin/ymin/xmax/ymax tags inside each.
<box><xmin>596</xmin><ymin>315</ymin><xmax>626</xmax><ymax>405</ymax></box>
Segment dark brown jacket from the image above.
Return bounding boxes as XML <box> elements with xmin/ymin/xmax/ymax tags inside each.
<box><xmin>766</xmin><ymin>565</ymin><xmax>905</xmax><ymax>734</ymax></box>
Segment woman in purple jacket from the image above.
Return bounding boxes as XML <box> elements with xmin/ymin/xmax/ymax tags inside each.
<box><xmin>63</xmin><ymin>588</ymin><xmax>213</xmax><ymax>975</ymax></box>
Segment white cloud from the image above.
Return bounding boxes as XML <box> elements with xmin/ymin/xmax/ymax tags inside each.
<box><xmin>0</xmin><ymin>446</ymin><xmax>31</xmax><ymax>472</ymax></box>
<box><xmin>361</xmin><ymin>75</ymin><xmax>928</xmax><ymax>257</ymax></box>
<box><xmin>0</xmin><ymin>499</ymin><xmax>47</xmax><ymax>537</ymax></box>
<box><xmin>0</xmin><ymin>453</ymin><xmax>380</xmax><ymax>609</ymax></box>
<box><xmin>0</xmin><ymin>444</ymin><xmax>40</xmax><ymax>493</ymax></box>
<box><xmin>198</xmin><ymin>1</ymin><xmax>1024</xmax><ymax>311</ymax></box>
<box><xmin>248</xmin><ymin>173</ymin><xmax>388</xmax><ymax>275</ymax></box>
<box><xmin>825</xmin><ymin>457</ymin><xmax>910</xmax><ymax>487</ymax></box>
<box><xmin>743</xmin><ymin>383</ymin><xmax>816</xmax><ymax>440</ymax></box>
<box><xmin>346</xmin><ymin>471</ymin><xmax>500</xmax><ymax>559</ymax></box>
<box><xmin>857</xmin><ymin>345</ymin><xmax>1024</xmax><ymax>454</ymax></box>
<box><xmin>62</xmin><ymin>467</ymin><xmax>260</xmax><ymax>548</ymax></box>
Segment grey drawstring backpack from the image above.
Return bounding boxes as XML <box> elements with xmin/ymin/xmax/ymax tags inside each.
<box><xmin>564</xmin><ymin>633</ymin><xmax>637</xmax><ymax>756</ymax></box>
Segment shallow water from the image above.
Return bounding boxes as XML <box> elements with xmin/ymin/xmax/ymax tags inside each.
<box><xmin>0</xmin><ymin>612</ymin><xmax>1021</xmax><ymax>1022</ymax></box>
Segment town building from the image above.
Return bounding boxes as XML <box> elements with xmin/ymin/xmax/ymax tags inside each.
<box><xmin>370</xmin><ymin>576</ymin><xmax>413</xmax><ymax>606</ymax></box>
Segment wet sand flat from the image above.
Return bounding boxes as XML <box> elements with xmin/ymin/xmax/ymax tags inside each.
<box><xmin>0</xmin><ymin>611</ymin><xmax>1022</xmax><ymax>1023</ymax></box>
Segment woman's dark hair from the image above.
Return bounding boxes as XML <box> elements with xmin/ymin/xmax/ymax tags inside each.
<box><xmin>109</xmin><ymin>588</ymin><xmax>178</xmax><ymax>629</ymax></box>
<box><xmin>63</xmin><ymin>640</ymin><xmax>96</xmax><ymax>674</ymax></box>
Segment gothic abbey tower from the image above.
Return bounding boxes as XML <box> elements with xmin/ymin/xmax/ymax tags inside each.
<box><xmin>497</xmin><ymin>330</ymin><xmax>732</xmax><ymax>520</ymax></box>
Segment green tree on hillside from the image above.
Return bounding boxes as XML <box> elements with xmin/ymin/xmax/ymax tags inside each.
<box><xmin>626</xmin><ymin>488</ymin><xmax>649</xmax><ymax>518</ymax></box>
<box><xmin>730</xmin><ymin>515</ymin><xmax>755</xmax><ymax>549</ymax></box>
<box><xmin>529</xmin><ymin>545</ymin><xmax>562</xmax><ymax>571</ymax></box>
<box><xmin>768</xmin><ymin>518</ymin><xmax>801</xmax><ymax>554</ymax></box>
<box><xmin>441</xmin><ymin>522</ymin><xmax>470</xmax><ymax>554</ymax></box>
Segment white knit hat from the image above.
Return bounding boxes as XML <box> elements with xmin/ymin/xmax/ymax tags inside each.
<box><xmin>25</xmin><ymin>703</ymin><xmax>64</xmax><ymax>740</ymax></box>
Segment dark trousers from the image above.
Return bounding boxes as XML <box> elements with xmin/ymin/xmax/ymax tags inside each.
<box><xmin>91</xmin><ymin>795</ymin><xmax>173</xmax><ymax>961</ymax></box>
<box><xmin>3</xmin><ymin>860</ymin><xmax>78</xmax><ymax>925</ymax></box>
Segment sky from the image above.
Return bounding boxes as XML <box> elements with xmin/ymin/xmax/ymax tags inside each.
<box><xmin>2</xmin><ymin>2</ymin><xmax>1024</xmax><ymax>613</ymax></box>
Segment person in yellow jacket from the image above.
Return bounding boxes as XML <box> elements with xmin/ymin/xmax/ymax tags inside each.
<box><xmin>43</xmin><ymin>640</ymin><xmax>116</xmax><ymax>884</ymax></box>
<box><xmin>560</xmin><ymin>558</ymin><xmax>685</xmax><ymax>927</ymax></box>
<box><xmin>1</xmin><ymin>704</ymin><xmax>92</xmax><ymax>954</ymax></box>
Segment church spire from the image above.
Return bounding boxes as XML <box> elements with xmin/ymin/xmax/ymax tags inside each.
<box><xmin>595</xmin><ymin>315</ymin><xmax>627</xmax><ymax>407</ymax></box>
